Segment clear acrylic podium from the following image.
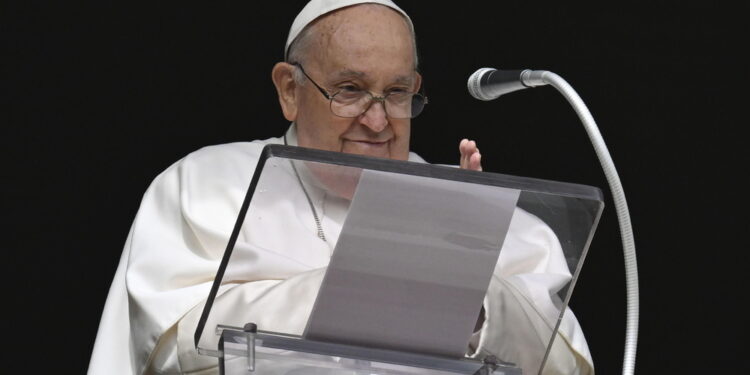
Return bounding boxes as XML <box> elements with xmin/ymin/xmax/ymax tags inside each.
<box><xmin>194</xmin><ymin>145</ymin><xmax>604</xmax><ymax>375</ymax></box>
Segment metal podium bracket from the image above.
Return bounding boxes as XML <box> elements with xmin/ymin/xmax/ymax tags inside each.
<box><xmin>217</xmin><ymin>324</ymin><xmax>257</xmax><ymax>374</ymax></box>
<box><xmin>213</xmin><ymin>322</ymin><xmax>521</xmax><ymax>375</ymax></box>
<box><xmin>471</xmin><ymin>355</ymin><xmax>516</xmax><ymax>375</ymax></box>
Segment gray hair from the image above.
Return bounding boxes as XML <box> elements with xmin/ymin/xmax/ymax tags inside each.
<box><xmin>286</xmin><ymin>7</ymin><xmax>419</xmax><ymax>85</ymax></box>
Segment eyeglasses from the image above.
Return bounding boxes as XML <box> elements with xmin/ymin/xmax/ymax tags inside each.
<box><xmin>292</xmin><ymin>63</ymin><xmax>428</xmax><ymax>119</ymax></box>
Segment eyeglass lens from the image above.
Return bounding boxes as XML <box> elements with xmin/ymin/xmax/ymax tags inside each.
<box><xmin>330</xmin><ymin>91</ymin><xmax>425</xmax><ymax>119</ymax></box>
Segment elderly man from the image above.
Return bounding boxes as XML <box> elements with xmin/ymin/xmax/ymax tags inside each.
<box><xmin>89</xmin><ymin>1</ymin><xmax>593</xmax><ymax>374</ymax></box>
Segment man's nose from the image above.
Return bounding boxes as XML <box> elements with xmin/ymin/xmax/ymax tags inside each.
<box><xmin>359</xmin><ymin>100</ymin><xmax>388</xmax><ymax>132</ymax></box>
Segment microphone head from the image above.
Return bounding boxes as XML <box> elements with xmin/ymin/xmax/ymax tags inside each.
<box><xmin>467</xmin><ymin>68</ymin><xmax>497</xmax><ymax>101</ymax></box>
<box><xmin>468</xmin><ymin>67</ymin><xmax>529</xmax><ymax>101</ymax></box>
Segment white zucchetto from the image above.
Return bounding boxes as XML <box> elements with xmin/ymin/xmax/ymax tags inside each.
<box><xmin>284</xmin><ymin>0</ymin><xmax>413</xmax><ymax>60</ymax></box>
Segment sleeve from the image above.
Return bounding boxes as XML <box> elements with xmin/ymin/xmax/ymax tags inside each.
<box><xmin>88</xmin><ymin>223</ymin><xmax>137</xmax><ymax>374</ymax></box>
<box><xmin>88</xmin><ymin>141</ymin><xmax>326</xmax><ymax>374</ymax></box>
<box><xmin>173</xmin><ymin>268</ymin><xmax>327</xmax><ymax>373</ymax></box>
<box><xmin>470</xmin><ymin>208</ymin><xmax>595</xmax><ymax>375</ymax></box>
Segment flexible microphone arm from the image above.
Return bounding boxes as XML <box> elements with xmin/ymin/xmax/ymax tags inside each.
<box><xmin>471</xmin><ymin>69</ymin><xmax>639</xmax><ymax>375</ymax></box>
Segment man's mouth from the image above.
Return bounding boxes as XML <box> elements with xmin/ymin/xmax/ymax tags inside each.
<box><xmin>344</xmin><ymin>139</ymin><xmax>390</xmax><ymax>156</ymax></box>
<box><xmin>351</xmin><ymin>140</ymin><xmax>387</xmax><ymax>146</ymax></box>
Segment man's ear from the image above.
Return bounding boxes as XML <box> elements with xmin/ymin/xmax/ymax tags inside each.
<box><xmin>414</xmin><ymin>71</ymin><xmax>423</xmax><ymax>93</ymax></box>
<box><xmin>272</xmin><ymin>62</ymin><xmax>298</xmax><ymax>121</ymax></box>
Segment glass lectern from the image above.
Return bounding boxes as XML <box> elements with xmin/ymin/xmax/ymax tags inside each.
<box><xmin>194</xmin><ymin>145</ymin><xmax>604</xmax><ymax>375</ymax></box>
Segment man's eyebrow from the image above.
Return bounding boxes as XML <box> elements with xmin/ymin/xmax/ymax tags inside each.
<box><xmin>330</xmin><ymin>69</ymin><xmax>365</xmax><ymax>81</ymax></box>
<box><xmin>329</xmin><ymin>70</ymin><xmax>415</xmax><ymax>86</ymax></box>
<box><xmin>392</xmin><ymin>75</ymin><xmax>415</xmax><ymax>86</ymax></box>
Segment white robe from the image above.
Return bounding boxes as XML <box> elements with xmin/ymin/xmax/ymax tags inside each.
<box><xmin>89</xmin><ymin>125</ymin><xmax>594</xmax><ymax>374</ymax></box>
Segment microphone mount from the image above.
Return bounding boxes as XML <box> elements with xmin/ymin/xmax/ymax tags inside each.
<box><xmin>467</xmin><ymin>68</ymin><xmax>549</xmax><ymax>101</ymax></box>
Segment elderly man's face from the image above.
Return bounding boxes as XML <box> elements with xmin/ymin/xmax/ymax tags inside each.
<box><xmin>283</xmin><ymin>5</ymin><xmax>420</xmax><ymax>161</ymax></box>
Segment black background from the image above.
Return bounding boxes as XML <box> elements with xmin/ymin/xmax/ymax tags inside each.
<box><xmin>4</xmin><ymin>1</ymin><xmax>747</xmax><ymax>373</ymax></box>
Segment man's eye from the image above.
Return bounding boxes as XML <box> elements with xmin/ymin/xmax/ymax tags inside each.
<box><xmin>339</xmin><ymin>85</ymin><xmax>360</xmax><ymax>92</ymax></box>
<box><xmin>387</xmin><ymin>87</ymin><xmax>410</xmax><ymax>94</ymax></box>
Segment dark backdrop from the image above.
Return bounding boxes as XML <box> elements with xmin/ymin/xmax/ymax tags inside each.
<box><xmin>4</xmin><ymin>1</ymin><xmax>746</xmax><ymax>373</ymax></box>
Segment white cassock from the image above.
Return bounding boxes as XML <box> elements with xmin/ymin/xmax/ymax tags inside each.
<box><xmin>88</xmin><ymin>125</ymin><xmax>594</xmax><ymax>375</ymax></box>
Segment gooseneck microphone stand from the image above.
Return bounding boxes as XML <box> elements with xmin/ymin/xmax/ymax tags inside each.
<box><xmin>469</xmin><ymin>69</ymin><xmax>639</xmax><ymax>375</ymax></box>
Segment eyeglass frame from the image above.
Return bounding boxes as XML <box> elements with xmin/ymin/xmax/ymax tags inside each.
<box><xmin>290</xmin><ymin>62</ymin><xmax>428</xmax><ymax>119</ymax></box>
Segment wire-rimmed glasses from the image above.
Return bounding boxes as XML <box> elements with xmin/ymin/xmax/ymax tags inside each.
<box><xmin>292</xmin><ymin>63</ymin><xmax>428</xmax><ymax>119</ymax></box>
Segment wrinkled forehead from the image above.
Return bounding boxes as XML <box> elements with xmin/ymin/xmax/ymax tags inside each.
<box><xmin>315</xmin><ymin>4</ymin><xmax>412</xmax><ymax>39</ymax></box>
<box><xmin>308</xmin><ymin>5</ymin><xmax>417</xmax><ymax>76</ymax></box>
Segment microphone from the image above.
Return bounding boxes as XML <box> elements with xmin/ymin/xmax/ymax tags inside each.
<box><xmin>467</xmin><ymin>68</ymin><xmax>549</xmax><ymax>101</ymax></box>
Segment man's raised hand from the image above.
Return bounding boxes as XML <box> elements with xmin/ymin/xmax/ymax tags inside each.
<box><xmin>459</xmin><ymin>138</ymin><xmax>482</xmax><ymax>171</ymax></box>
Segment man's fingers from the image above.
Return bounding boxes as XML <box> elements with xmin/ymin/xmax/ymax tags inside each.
<box><xmin>460</xmin><ymin>140</ymin><xmax>477</xmax><ymax>156</ymax></box>
<box><xmin>459</xmin><ymin>139</ymin><xmax>469</xmax><ymax>168</ymax></box>
<box><xmin>458</xmin><ymin>138</ymin><xmax>482</xmax><ymax>171</ymax></box>
<box><xmin>471</xmin><ymin>152</ymin><xmax>482</xmax><ymax>171</ymax></box>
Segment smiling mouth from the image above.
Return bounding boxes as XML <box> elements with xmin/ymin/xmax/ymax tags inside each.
<box><xmin>345</xmin><ymin>139</ymin><xmax>390</xmax><ymax>155</ymax></box>
<box><xmin>353</xmin><ymin>140</ymin><xmax>387</xmax><ymax>146</ymax></box>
